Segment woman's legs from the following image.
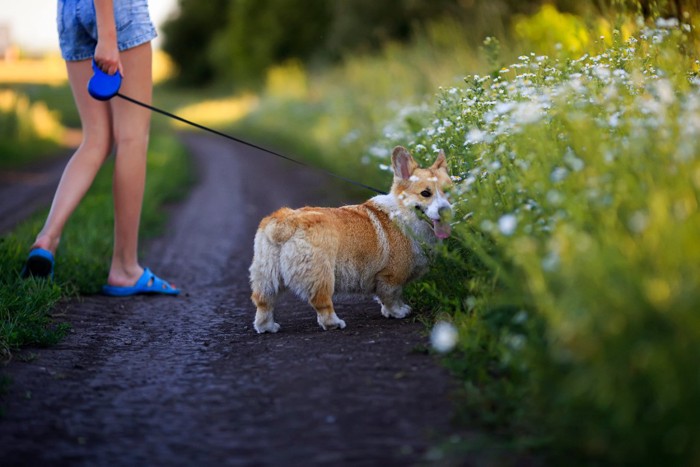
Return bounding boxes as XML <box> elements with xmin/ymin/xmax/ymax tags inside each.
<box><xmin>32</xmin><ymin>42</ymin><xmax>156</xmax><ymax>289</ymax></box>
<box><xmin>32</xmin><ymin>59</ymin><xmax>113</xmax><ymax>255</ymax></box>
<box><xmin>105</xmin><ymin>42</ymin><xmax>153</xmax><ymax>287</ymax></box>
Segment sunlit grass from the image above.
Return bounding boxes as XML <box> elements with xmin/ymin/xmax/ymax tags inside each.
<box><xmin>0</xmin><ymin>88</ymin><xmax>67</xmax><ymax>168</ymax></box>
<box><xmin>0</xmin><ymin>53</ymin><xmax>67</xmax><ymax>85</ymax></box>
<box><xmin>226</xmin><ymin>17</ymin><xmax>485</xmax><ymax>188</ymax></box>
<box><xmin>0</xmin><ymin>49</ymin><xmax>174</xmax><ymax>85</ymax></box>
<box><xmin>173</xmin><ymin>93</ymin><xmax>258</xmax><ymax>128</ymax></box>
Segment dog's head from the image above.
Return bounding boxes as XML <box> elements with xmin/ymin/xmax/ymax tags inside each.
<box><xmin>390</xmin><ymin>146</ymin><xmax>453</xmax><ymax>239</ymax></box>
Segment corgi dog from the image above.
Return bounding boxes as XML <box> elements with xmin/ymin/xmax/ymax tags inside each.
<box><xmin>249</xmin><ymin>146</ymin><xmax>453</xmax><ymax>333</ymax></box>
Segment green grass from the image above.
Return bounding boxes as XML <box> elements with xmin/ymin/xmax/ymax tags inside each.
<box><xmin>0</xmin><ymin>134</ymin><xmax>193</xmax><ymax>360</ymax></box>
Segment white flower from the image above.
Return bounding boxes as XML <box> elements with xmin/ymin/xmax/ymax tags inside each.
<box><xmin>430</xmin><ymin>321</ymin><xmax>459</xmax><ymax>353</ymax></box>
<box><xmin>655</xmin><ymin>79</ymin><xmax>675</xmax><ymax>105</ymax></box>
<box><xmin>498</xmin><ymin>214</ymin><xmax>517</xmax><ymax>236</ymax></box>
<box><xmin>628</xmin><ymin>211</ymin><xmax>649</xmax><ymax>233</ymax></box>
<box><xmin>593</xmin><ymin>64</ymin><xmax>611</xmax><ymax>82</ymax></box>
<box><xmin>511</xmin><ymin>101</ymin><xmax>543</xmax><ymax>125</ymax></box>
<box><xmin>550</xmin><ymin>167</ymin><xmax>569</xmax><ymax>183</ymax></box>
<box><xmin>466</xmin><ymin>128</ymin><xmax>486</xmax><ymax>144</ymax></box>
<box><xmin>656</xmin><ymin>17</ymin><xmax>679</xmax><ymax>29</ymax></box>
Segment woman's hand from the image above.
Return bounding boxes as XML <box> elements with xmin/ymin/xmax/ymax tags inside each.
<box><xmin>94</xmin><ymin>40</ymin><xmax>123</xmax><ymax>76</ymax></box>
<box><xmin>93</xmin><ymin>0</ymin><xmax>124</xmax><ymax>76</ymax></box>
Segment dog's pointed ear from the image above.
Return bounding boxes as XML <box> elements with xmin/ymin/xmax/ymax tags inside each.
<box><xmin>392</xmin><ymin>146</ymin><xmax>418</xmax><ymax>180</ymax></box>
<box><xmin>431</xmin><ymin>149</ymin><xmax>448</xmax><ymax>173</ymax></box>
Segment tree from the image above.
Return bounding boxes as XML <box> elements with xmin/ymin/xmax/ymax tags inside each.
<box><xmin>160</xmin><ymin>0</ymin><xmax>229</xmax><ymax>85</ymax></box>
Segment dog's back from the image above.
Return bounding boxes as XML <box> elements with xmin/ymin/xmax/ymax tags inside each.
<box><xmin>250</xmin><ymin>202</ymin><xmax>415</xmax><ymax>300</ymax></box>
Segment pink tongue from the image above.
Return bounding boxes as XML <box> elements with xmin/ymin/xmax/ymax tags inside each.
<box><xmin>433</xmin><ymin>220</ymin><xmax>451</xmax><ymax>239</ymax></box>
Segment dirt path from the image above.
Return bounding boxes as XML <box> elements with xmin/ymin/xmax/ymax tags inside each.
<box><xmin>0</xmin><ymin>133</ymin><xmax>457</xmax><ymax>466</ymax></box>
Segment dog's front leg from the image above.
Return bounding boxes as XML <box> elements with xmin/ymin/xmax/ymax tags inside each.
<box><xmin>375</xmin><ymin>281</ymin><xmax>411</xmax><ymax>319</ymax></box>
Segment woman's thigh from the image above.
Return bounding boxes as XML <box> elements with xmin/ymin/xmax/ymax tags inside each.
<box><xmin>110</xmin><ymin>42</ymin><xmax>153</xmax><ymax>144</ymax></box>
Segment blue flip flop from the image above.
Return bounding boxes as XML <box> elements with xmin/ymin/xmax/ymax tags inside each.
<box><xmin>101</xmin><ymin>268</ymin><xmax>180</xmax><ymax>297</ymax></box>
<box><xmin>21</xmin><ymin>248</ymin><xmax>55</xmax><ymax>280</ymax></box>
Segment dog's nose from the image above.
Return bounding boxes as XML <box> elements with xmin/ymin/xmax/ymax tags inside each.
<box><xmin>438</xmin><ymin>205</ymin><xmax>453</xmax><ymax>221</ymax></box>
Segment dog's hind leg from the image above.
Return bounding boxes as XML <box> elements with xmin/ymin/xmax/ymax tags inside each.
<box><xmin>309</xmin><ymin>280</ymin><xmax>346</xmax><ymax>331</ymax></box>
<box><xmin>252</xmin><ymin>290</ymin><xmax>280</xmax><ymax>333</ymax></box>
<box><xmin>250</xmin><ymin>229</ymin><xmax>283</xmax><ymax>333</ymax></box>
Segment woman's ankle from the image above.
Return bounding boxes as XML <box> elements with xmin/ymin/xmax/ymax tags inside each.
<box><xmin>32</xmin><ymin>235</ymin><xmax>60</xmax><ymax>254</ymax></box>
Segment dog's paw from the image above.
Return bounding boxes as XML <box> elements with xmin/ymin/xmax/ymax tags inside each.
<box><xmin>318</xmin><ymin>315</ymin><xmax>346</xmax><ymax>331</ymax></box>
<box><xmin>381</xmin><ymin>303</ymin><xmax>412</xmax><ymax>319</ymax></box>
<box><xmin>254</xmin><ymin>321</ymin><xmax>281</xmax><ymax>333</ymax></box>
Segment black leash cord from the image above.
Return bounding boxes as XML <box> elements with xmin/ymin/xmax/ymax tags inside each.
<box><xmin>116</xmin><ymin>92</ymin><xmax>388</xmax><ymax>196</ymax></box>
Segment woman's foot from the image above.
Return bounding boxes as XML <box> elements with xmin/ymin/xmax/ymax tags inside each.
<box><xmin>102</xmin><ymin>268</ymin><xmax>180</xmax><ymax>296</ymax></box>
<box><xmin>21</xmin><ymin>248</ymin><xmax>55</xmax><ymax>279</ymax></box>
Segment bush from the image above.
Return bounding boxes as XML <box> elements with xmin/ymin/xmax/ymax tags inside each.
<box><xmin>367</xmin><ymin>18</ymin><xmax>700</xmax><ymax>464</ymax></box>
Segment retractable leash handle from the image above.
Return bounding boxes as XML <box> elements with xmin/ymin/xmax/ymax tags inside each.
<box><xmin>87</xmin><ymin>59</ymin><xmax>122</xmax><ymax>101</ymax></box>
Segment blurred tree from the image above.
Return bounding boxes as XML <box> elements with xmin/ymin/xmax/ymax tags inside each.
<box><xmin>163</xmin><ymin>0</ymin><xmax>483</xmax><ymax>87</ymax></box>
<box><xmin>210</xmin><ymin>0</ymin><xmax>332</xmax><ymax>86</ymax></box>
<box><xmin>323</xmin><ymin>0</ymin><xmax>464</xmax><ymax>59</ymax></box>
<box><xmin>160</xmin><ymin>0</ymin><xmax>229</xmax><ymax>85</ymax></box>
<box><xmin>161</xmin><ymin>0</ymin><xmax>698</xmax><ymax>87</ymax></box>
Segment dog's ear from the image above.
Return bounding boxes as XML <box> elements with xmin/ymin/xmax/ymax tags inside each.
<box><xmin>431</xmin><ymin>149</ymin><xmax>448</xmax><ymax>173</ymax></box>
<box><xmin>392</xmin><ymin>146</ymin><xmax>418</xmax><ymax>180</ymax></box>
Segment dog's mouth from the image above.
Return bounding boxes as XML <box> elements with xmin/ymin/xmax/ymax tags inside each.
<box><xmin>432</xmin><ymin>218</ymin><xmax>452</xmax><ymax>239</ymax></box>
<box><xmin>416</xmin><ymin>206</ymin><xmax>453</xmax><ymax>239</ymax></box>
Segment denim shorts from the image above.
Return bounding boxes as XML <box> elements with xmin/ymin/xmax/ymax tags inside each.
<box><xmin>57</xmin><ymin>0</ymin><xmax>157</xmax><ymax>61</ymax></box>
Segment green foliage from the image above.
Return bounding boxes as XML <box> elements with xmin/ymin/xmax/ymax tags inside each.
<box><xmin>227</xmin><ymin>17</ymin><xmax>483</xmax><ymax>193</ymax></box>
<box><xmin>162</xmin><ymin>0</ymin><xmax>527</xmax><ymax>87</ymax></box>
<box><xmin>0</xmin><ymin>259</ymin><xmax>66</xmax><ymax>359</ymax></box>
<box><xmin>160</xmin><ymin>0</ymin><xmax>229</xmax><ymax>85</ymax></box>
<box><xmin>368</xmin><ymin>19</ymin><xmax>700</xmax><ymax>465</ymax></box>
<box><xmin>210</xmin><ymin>0</ymin><xmax>331</xmax><ymax>86</ymax></box>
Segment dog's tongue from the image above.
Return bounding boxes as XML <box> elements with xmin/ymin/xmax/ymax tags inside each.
<box><xmin>433</xmin><ymin>219</ymin><xmax>451</xmax><ymax>239</ymax></box>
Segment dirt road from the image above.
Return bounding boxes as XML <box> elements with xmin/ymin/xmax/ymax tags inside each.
<box><xmin>0</xmin><ymin>133</ymin><xmax>457</xmax><ymax>466</ymax></box>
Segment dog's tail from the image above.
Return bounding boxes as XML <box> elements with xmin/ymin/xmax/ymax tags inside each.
<box><xmin>262</xmin><ymin>208</ymin><xmax>296</xmax><ymax>244</ymax></box>
<box><xmin>249</xmin><ymin>210</ymin><xmax>295</xmax><ymax>301</ymax></box>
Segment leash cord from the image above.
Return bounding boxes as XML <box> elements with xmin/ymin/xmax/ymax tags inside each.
<box><xmin>116</xmin><ymin>92</ymin><xmax>388</xmax><ymax>195</ymax></box>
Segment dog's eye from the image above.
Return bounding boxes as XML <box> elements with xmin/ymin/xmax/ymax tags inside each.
<box><xmin>420</xmin><ymin>190</ymin><xmax>432</xmax><ymax>198</ymax></box>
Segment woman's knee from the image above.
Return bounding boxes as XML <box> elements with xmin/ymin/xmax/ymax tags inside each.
<box><xmin>79</xmin><ymin>130</ymin><xmax>113</xmax><ymax>160</ymax></box>
<box><xmin>113</xmin><ymin>130</ymin><xmax>149</xmax><ymax>156</ymax></box>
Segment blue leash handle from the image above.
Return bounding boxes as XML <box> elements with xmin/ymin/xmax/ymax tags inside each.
<box><xmin>87</xmin><ymin>59</ymin><xmax>122</xmax><ymax>101</ymax></box>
